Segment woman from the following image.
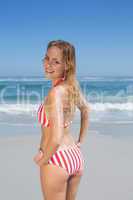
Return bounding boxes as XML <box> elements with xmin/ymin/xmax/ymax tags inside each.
<box><xmin>33</xmin><ymin>40</ymin><xmax>90</xmax><ymax>200</ymax></box>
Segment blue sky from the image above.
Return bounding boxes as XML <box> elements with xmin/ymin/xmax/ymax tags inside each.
<box><xmin>0</xmin><ymin>0</ymin><xmax>133</xmax><ymax>77</ymax></box>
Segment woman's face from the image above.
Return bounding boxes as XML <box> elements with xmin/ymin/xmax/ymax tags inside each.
<box><xmin>43</xmin><ymin>46</ymin><xmax>65</xmax><ymax>80</ymax></box>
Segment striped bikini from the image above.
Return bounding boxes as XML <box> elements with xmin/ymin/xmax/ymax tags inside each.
<box><xmin>37</xmin><ymin>78</ymin><xmax>84</xmax><ymax>176</ymax></box>
<box><xmin>47</xmin><ymin>143</ymin><xmax>84</xmax><ymax>176</ymax></box>
<box><xmin>37</xmin><ymin>102</ymin><xmax>72</xmax><ymax>128</ymax></box>
<box><xmin>37</xmin><ymin>102</ymin><xmax>84</xmax><ymax>175</ymax></box>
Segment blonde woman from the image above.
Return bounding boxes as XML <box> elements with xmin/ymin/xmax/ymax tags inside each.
<box><xmin>34</xmin><ymin>40</ymin><xmax>90</xmax><ymax>200</ymax></box>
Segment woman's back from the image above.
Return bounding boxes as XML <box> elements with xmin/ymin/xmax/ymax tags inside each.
<box><xmin>40</xmin><ymin>83</ymin><xmax>78</xmax><ymax>147</ymax></box>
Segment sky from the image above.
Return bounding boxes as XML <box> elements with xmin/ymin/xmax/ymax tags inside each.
<box><xmin>0</xmin><ymin>0</ymin><xmax>133</xmax><ymax>77</ymax></box>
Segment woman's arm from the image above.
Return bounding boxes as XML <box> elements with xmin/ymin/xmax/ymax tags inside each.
<box><xmin>76</xmin><ymin>92</ymin><xmax>90</xmax><ymax>144</ymax></box>
<box><xmin>78</xmin><ymin>106</ymin><xmax>90</xmax><ymax>144</ymax></box>
<box><xmin>36</xmin><ymin>87</ymin><xmax>64</xmax><ymax>166</ymax></box>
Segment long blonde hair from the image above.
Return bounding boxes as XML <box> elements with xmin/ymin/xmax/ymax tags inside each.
<box><xmin>46</xmin><ymin>40</ymin><xmax>85</xmax><ymax>113</ymax></box>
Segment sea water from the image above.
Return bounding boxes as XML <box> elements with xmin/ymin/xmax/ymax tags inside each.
<box><xmin>0</xmin><ymin>75</ymin><xmax>133</xmax><ymax>137</ymax></box>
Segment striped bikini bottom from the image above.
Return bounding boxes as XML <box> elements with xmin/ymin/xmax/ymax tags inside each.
<box><xmin>47</xmin><ymin>143</ymin><xmax>84</xmax><ymax>176</ymax></box>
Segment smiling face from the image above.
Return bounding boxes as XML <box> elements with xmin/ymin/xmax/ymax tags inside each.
<box><xmin>43</xmin><ymin>46</ymin><xmax>65</xmax><ymax>80</ymax></box>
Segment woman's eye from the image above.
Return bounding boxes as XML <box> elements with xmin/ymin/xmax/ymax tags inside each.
<box><xmin>45</xmin><ymin>57</ymin><xmax>48</xmax><ymax>60</ymax></box>
<box><xmin>55</xmin><ymin>61</ymin><xmax>60</xmax><ymax>64</ymax></box>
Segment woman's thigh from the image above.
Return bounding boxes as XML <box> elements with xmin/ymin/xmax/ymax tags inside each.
<box><xmin>40</xmin><ymin>163</ymin><xmax>70</xmax><ymax>200</ymax></box>
<box><xmin>66</xmin><ymin>172</ymin><xmax>83</xmax><ymax>200</ymax></box>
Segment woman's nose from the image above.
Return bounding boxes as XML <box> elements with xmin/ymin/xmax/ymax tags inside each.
<box><xmin>47</xmin><ymin>61</ymin><xmax>53</xmax><ymax>67</ymax></box>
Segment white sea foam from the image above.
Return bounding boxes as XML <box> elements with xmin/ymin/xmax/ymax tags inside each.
<box><xmin>79</xmin><ymin>76</ymin><xmax>133</xmax><ymax>82</ymax></box>
<box><xmin>1</xmin><ymin>76</ymin><xmax>133</xmax><ymax>82</ymax></box>
<box><xmin>0</xmin><ymin>77</ymin><xmax>48</xmax><ymax>82</ymax></box>
<box><xmin>90</xmin><ymin>102</ymin><xmax>133</xmax><ymax>111</ymax></box>
<box><xmin>0</xmin><ymin>103</ymin><xmax>38</xmax><ymax>114</ymax></box>
<box><xmin>0</xmin><ymin>102</ymin><xmax>133</xmax><ymax>115</ymax></box>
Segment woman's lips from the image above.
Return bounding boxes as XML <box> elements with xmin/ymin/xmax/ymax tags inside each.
<box><xmin>46</xmin><ymin>71</ymin><xmax>54</xmax><ymax>73</ymax></box>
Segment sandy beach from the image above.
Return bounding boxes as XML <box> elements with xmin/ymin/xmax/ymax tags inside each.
<box><xmin>0</xmin><ymin>126</ymin><xmax>133</xmax><ymax>200</ymax></box>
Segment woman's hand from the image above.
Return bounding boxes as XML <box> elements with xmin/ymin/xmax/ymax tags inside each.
<box><xmin>75</xmin><ymin>141</ymin><xmax>81</xmax><ymax>148</ymax></box>
<box><xmin>33</xmin><ymin>150</ymin><xmax>48</xmax><ymax>167</ymax></box>
<box><xmin>33</xmin><ymin>150</ymin><xmax>44</xmax><ymax>164</ymax></box>
<box><xmin>35</xmin><ymin>157</ymin><xmax>47</xmax><ymax>167</ymax></box>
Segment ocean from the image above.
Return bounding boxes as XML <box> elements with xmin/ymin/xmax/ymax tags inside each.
<box><xmin>0</xmin><ymin>76</ymin><xmax>133</xmax><ymax>137</ymax></box>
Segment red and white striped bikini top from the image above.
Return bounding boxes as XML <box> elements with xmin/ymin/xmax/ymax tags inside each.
<box><xmin>37</xmin><ymin>103</ymin><xmax>72</xmax><ymax>128</ymax></box>
<box><xmin>37</xmin><ymin>102</ymin><xmax>50</xmax><ymax>127</ymax></box>
<box><xmin>37</xmin><ymin>78</ymin><xmax>72</xmax><ymax>128</ymax></box>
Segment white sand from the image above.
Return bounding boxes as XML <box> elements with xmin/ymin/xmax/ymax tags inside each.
<box><xmin>0</xmin><ymin>133</ymin><xmax>133</xmax><ymax>200</ymax></box>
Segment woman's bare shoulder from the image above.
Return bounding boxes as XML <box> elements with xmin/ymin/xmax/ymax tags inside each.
<box><xmin>47</xmin><ymin>85</ymin><xmax>64</xmax><ymax>102</ymax></box>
